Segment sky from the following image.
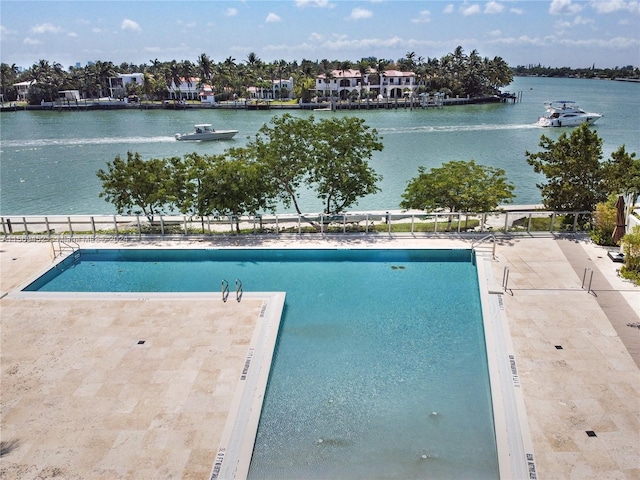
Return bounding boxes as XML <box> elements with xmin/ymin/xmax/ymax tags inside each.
<box><xmin>1</xmin><ymin>0</ymin><xmax>639</xmax><ymax>70</ymax></box>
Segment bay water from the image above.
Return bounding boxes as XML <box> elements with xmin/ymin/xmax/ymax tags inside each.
<box><xmin>1</xmin><ymin>76</ymin><xmax>638</xmax><ymax>216</ymax></box>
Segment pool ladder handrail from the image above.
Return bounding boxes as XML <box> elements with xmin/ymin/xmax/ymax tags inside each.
<box><xmin>222</xmin><ymin>279</ymin><xmax>230</xmax><ymax>302</ymax></box>
<box><xmin>51</xmin><ymin>236</ymin><xmax>81</xmax><ymax>269</ymax></box>
<box><xmin>471</xmin><ymin>233</ymin><xmax>496</xmax><ymax>259</ymax></box>
<box><xmin>235</xmin><ymin>279</ymin><xmax>243</xmax><ymax>302</ymax></box>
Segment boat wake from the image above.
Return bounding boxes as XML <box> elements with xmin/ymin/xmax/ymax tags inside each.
<box><xmin>377</xmin><ymin>124</ymin><xmax>538</xmax><ymax>134</ymax></box>
<box><xmin>2</xmin><ymin>136</ymin><xmax>178</xmax><ymax>148</ymax></box>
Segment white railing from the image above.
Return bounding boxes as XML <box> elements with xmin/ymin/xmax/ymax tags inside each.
<box><xmin>0</xmin><ymin>210</ymin><xmax>593</xmax><ymax>241</ymax></box>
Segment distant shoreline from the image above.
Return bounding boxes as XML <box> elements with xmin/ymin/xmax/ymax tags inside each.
<box><xmin>1</xmin><ymin>93</ymin><xmax>517</xmax><ymax>112</ymax></box>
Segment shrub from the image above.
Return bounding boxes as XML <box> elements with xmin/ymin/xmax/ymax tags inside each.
<box><xmin>620</xmin><ymin>226</ymin><xmax>640</xmax><ymax>286</ymax></box>
<box><xmin>590</xmin><ymin>195</ymin><xmax>618</xmax><ymax>246</ymax></box>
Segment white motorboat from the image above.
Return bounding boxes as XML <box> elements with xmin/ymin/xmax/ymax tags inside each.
<box><xmin>175</xmin><ymin>124</ymin><xmax>238</xmax><ymax>141</ymax></box>
<box><xmin>536</xmin><ymin>101</ymin><xmax>602</xmax><ymax>127</ymax></box>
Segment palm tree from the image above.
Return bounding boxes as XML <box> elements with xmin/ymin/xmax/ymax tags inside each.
<box><xmin>197</xmin><ymin>53</ymin><xmax>214</xmax><ymax>88</ymax></box>
<box><xmin>180</xmin><ymin>60</ymin><xmax>196</xmax><ymax>99</ymax></box>
<box><xmin>1</xmin><ymin>63</ymin><xmax>20</xmax><ymax>102</ymax></box>
<box><xmin>355</xmin><ymin>59</ymin><xmax>371</xmax><ymax>100</ymax></box>
<box><xmin>166</xmin><ymin>61</ymin><xmax>182</xmax><ymax>100</ymax></box>
<box><xmin>374</xmin><ymin>58</ymin><xmax>390</xmax><ymax>98</ymax></box>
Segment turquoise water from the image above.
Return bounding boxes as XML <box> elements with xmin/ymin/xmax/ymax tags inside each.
<box><xmin>23</xmin><ymin>248</ymin><xmax>498</xmax><ymax>479</ymax></box>
<box><xmin>1</xmin><ymin>77</ymin><xmax>638</xmax><ymax>215</ymax></box>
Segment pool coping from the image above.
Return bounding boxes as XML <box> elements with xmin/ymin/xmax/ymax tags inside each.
<box><xmin>476</xmin><ymin>253</ymin><xmax>538</xmax><ymax>480</ymax></box>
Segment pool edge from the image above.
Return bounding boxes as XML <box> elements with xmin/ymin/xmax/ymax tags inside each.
<box><xmin>476</xmin><ymin>252</ymin><xmax>538</xmax><ymax>480</ymax></box>
<box><xmin>210</xmin><ymin>292</ymin><xmax>286</xmax><ymax>480</ymax></box>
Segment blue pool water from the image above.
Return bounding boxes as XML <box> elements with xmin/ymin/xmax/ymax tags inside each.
<box><xmin>24</xmin><ymin>249</ymin><xmax>498</xmax><ymax>479</ymax></box>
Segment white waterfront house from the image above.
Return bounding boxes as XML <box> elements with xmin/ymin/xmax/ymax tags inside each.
<box><xmin>108</xmin><ymin>73</ymin><xmax>144</xmax><ymax>98</ymax></box>
<box><xmin>199</xmin><ymin>84</ymin><xmax>216</xmax><ymax>104</ymax></box>
<box><xmin>315</xmin><ymin>69</ymin><xmax>417</xmax><ymax>100</ymax></box>
<box><xmin>13</xmin><ymin>80</ymin><xmax>36</xmax><ymax>101</ymax></box>
<box><xmin>168</xmin><ymin>77</ymin><xmax>199</xmax><ymax>101</ymax></box>
<box><xmin>248</xmin><ymin>78</ymin><xmax>295</xmax><ymax>100</ymax></box>
<box><xmin>58</xmin><ymin>90</ymin><xmax>81</xmax><ymax>102</ymax></box>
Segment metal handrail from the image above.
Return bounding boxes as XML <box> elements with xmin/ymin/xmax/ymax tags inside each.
<box><xmin>222</xmin><ymin>279</ymin><xmax>229</xmax><ymax>302</ymax></box>
<box><xmin>235</xmin><ymin>279</ymin><xmax>243</xmax><ymax>302</ymax></box>
<box><xmin>502</xmin><ymin>266</ymin><xmax>511</xmax><ymax>294</ymax></box>
<box><xmin>582</xmin><ymin>268</ymin><xmax>594</xmax><ymax>294</ymax></box>
<box><xmin>51</xmin><ymin>236</ymin><xmax>80</xmax><ymax>260</ymax></box>
<box><xmin>471</xmin><ymin>233</ymin><xmax>496</xmax><ymax>259</ymax></box>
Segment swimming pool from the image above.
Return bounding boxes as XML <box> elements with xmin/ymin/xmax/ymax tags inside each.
<box><xmin>21</xmin><ymin>248</ymin><xmax>532</xmax><ymax>479</ymax></box>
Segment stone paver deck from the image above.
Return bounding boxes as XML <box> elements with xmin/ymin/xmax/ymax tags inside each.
<box><xmin>1</xmin><ymin>235</ymin><xmax>638</xmax><ymax>479</ymax></box>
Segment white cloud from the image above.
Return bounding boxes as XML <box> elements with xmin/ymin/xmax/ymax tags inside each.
<box><xmin>573</xmin><ymin>15</ymin><xmax>594</xmax><ymax>26</ymax></box>
<box><xmin>549</xmin><ymin>0</ymin><xmax>583</xmax><ymax>15</ymax></box>
<box><xmin>121</xmin><ymin>19</ymin><xmax>141</xmax><ymax>32</ymax></box>
<box><xmin>1</xmin><ymin>25</ymin><xmax>16</xmax><ymax>40</ymax></box>
<box><xmin>350</xmin><ymin>8</ymin><xmax>373</xmax><ymax>20</ymax></box>
<box><xmin>460</xmin><ymin>4</ymin><xmax>482</xmax><ymax>16</ymax></box>
<box><xmin>30</xmin><ymin>23</ymin><xmax>63</xmax><ymax>34</ymax></box>
<box><xmin>225</xmin><ymin>8</ymin><xmax>238</xmax><ymax>17</ymax></box>
<box><xmin>510</xmin><ymin>7</ymin><xmax>524</xmax><ymax>15</ymax></box>
<box><xmin>266</xmin><ymin>13</ymin><xmax>281</xmax><ymax>23</ymax></box>
<box><xmin>589</xmin><ymin>0</ymin><xmax>636</xmax><ymax>13</ymax></box>
<box><xmin>296</xmin><ymin>0</ymin><xmax>333</xmax><ymax>8</ymax></box>
<box><xmin>489</xmin><ymin>29</ymin><xmax>502</xmax><ymax>36</ymax></box>
<box><xmin>23</xmin><ymin>37</ymin><xmax>41</xmax><ymax>45</ymax></box>
<box><xmin>484</xmin><ymin>2</ymin><xmax>504</xmax><ymax>14</ymax></box>
<box><xmin>412</xmin><ymin>10</ymin><xmax>431</xmax><ymax>23</ymax></box>
<box><xmin>67</xmin><ymin>32</ymin><xmax>78</xmax><ymax>38</ymax></box>
<box><xmin>443</xmin><ymin>4</ymin><xmax>454</xmax><ymax>14</ymax></box>
<box><xmin>309</xmin><ymin>32</ymin><xmax>323</xmax><ymax>41</ymax></box>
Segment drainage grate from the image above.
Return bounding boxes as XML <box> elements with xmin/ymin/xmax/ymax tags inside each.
<box><xmin>586</xmin><ymin>430</ymin><xmax>597</xmax><ymax>437</ymax></box>
<box><xmin>137</xmin><ymin>340</ymin><xmax>145</xmax><ymax>345</ymax></box>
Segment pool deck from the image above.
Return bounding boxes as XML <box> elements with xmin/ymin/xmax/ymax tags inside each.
<box><xmin>1</xmin><ymin>234</ymin><xmax>638</xmax><ymax>479</ymax></box>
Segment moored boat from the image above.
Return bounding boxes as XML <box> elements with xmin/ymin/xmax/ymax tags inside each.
<box><xmin>175</xmin><ymin>124</ymin><xmax>238</xmax><ymax>141</ymax></box>
<box><xmin>536</xmin><ymin>101</ymin><xmax>602</xmax><ymax>127</ymax></box>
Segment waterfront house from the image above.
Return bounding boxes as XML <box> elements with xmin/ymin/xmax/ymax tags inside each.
<box><xmin>108</xmin><ymin>73</ymin><xmax>144</xmax><ymax>99</ymax></box>
<box><xmin>315</xmin><ymin>69</ymin><xmax>417</xmax><ymax>100</ymax></box>
<box><xmin>166</xmin><ymin>77</ymin><xmax>216</xmax><ymax>103</ymax></box>
<box><xmin>199</xmin><ymin>84</ymin><xmax>216</xmax><ymax>104</ymax></box>
<box><xmin>168</xmin><ymin>77</ymin><xmax>200</xmax><ymax>101</ymax></box>
<box><xmin>13</xmin><ymin>80</ymin><xmax>35</xmax><ymax>101</ymax></box>
<box><xmin>248</xmin><ymin>78</ymin><xmax>295</xmax><ymax>100</ymax></box>
<box><xmin>57</xmin><ymin>90</ymin><xmax>80</xmax><ymax>102</ymax></box>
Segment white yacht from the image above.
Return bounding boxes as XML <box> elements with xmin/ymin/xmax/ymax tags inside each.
<box><xmin>175</xmin><ymin>124</ymin><xmax>238</xmax><ymax>141</ymax></box>
<box><xmin>536</xmin><ymin>101</ymin><xmax>602</xmax><ymax>127</ymax></box>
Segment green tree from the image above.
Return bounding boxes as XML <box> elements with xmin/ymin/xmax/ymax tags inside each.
<box><xmin>247</xmin><ymin>114</ymin><xmax>383</xmax><ymax>216</ymax></box>
<box><xmin>169</xmin><ymin>152</ymin><xmax>221</xmax><ymax>232</ymax></box>
<box><xmin>207</xmin><ymin>148</ymin><xmax>275</xmax><ymax>232</ymax></box>
<box><xmin>172</xmin><ymin>150</ymin><xmax>275</xmax><ymax>232</ymax></box>
<box><xmin>400</xmin><ymin>160</ymin><xmax>514</xmax><ymax>212</ymax></box>
<box><xmin>310</xmin><ymin>116</ymin><xmax>383</xmax><ymax>213</ymax></box>
<box><xmin>246</xmin><ymin>114</ymin><xmax>316</xmax><ymax>214</ymax></box>
<box><xmin>602</xmin><ymin>145</ymin><xmax>640</xmax><ymax>204</ymax></box>
<box><xmin>97</xmin><ymin>152</ymin><xmax>172</xmax><ymax>221</ymax></box>
<box><xmin>526</xmin><ymin>123</ymin><xmax>606</xmax><ymax>211</ymax></box>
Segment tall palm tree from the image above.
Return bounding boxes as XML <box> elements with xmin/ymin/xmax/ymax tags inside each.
<box><xmin>180</xmin><ymin>60</ymin><xmax>196</xmax><ymax>99</ymax></box>
<box><xmin>374</xmin><ymin>59</ymin><xmax>390</xmax><ymax>98</ymax></box>
<box><xmin>197</xmin><ymin>53</ymin><xmax>214</xmax><ymax>88</ymax></box>
<box><xmin>166</xmin><ymin>61</ymin><xmax>182</xmax><ymax>99</ymax></box>
<box><xmin>355</xmin><ymin>59</ymin><xmax>371</xmax><ymax>100</ymax></box>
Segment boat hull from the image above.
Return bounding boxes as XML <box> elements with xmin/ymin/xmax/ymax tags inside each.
<box><xmin>537</xmin><ymin>114</ymin><xmax>601</xmax><ymax>127</ymax></box>
<box><xmin>175</xmin><ymin>130</ymin><xmax>238</xmax><ymax>141</ymax></box>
